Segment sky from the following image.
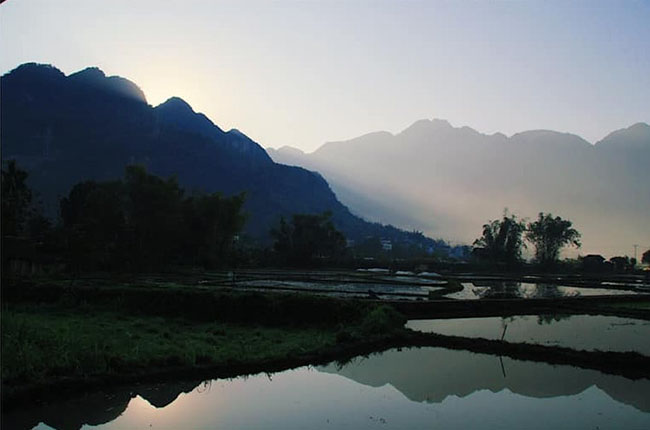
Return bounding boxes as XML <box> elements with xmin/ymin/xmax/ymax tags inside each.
<box><xmin>1</xmin><ymin>0</ymin><xmax>649</xmax><ymax>152</ymax></box>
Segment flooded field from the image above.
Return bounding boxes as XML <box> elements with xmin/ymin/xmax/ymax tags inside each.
<box><xmin>445</xmin><ymin>281</ymin><xmax>644</xmax><ymax>300</ymax></box>
<box><xmin>231</xmin><ymin>279</ymin><xmax>443</xmax><ymax>299</ymax></box>
<box><xmin>7</xmin><ymin>270</ymin><xmax>648</xmax><ymax>429</ymax></box>
<box><xmin>407</xmin><ymin>315</ymin><xmax>650</xmax><ymax>355</ymax></box>
<box><xmin>192</xmin><ymin>271</ymin><xmax>649</xmax><ymax>302</ymax></box>
<box><xmin>9</xmin><ymin>347</ymin><xmax>650</xmax><ymax>430</ymax></box>
<box><xmin>193</xmin><ymin>270</ymin><xmax>450</xmax><ymax>300</ymax></box>
<box><xmin>134</xmin><ymin>270</ymin><xmax>650</xmax><ymax>302</ymax></box>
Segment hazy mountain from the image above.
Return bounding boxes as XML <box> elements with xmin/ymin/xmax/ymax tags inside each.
<box><xmin>267</xmin><ymin>120</ymin><xmax>650</xmax><ymax>257</ymax></box>
<box><xmin>0</xmin><ymin>63</ymin><xmax>443</xmax><ymax>249</ymax></box>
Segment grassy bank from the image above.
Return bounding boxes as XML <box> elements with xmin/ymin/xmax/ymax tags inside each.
<box><xmin>1</xmin><ymin>281</ymin><xmax>406</xmax><ymax>403</ymax></box>
<box><xmin>2</xmin><ymin>306</ymin><xmax>337</xmax><ymax>383</ymax></box>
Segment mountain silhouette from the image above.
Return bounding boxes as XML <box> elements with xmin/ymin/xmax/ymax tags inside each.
<box><xmin>268</xmin><ymin>119</ymin><xmax>650</xmax><ymax>256</ymax></box>
<box><xmin>1</xmin><ymin>63</ymin><xmax>443</xmax><ymax>249</ymax></box>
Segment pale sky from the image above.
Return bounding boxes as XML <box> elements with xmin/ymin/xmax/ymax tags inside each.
<box><xmin>1</xmin><ymin>0</ymin><xmax>649</xmax><ymax>152</ymax></box>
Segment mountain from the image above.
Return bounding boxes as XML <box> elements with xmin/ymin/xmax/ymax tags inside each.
<box><xmin>596</xmin><ymin>123</ymin><xmax>650</xmax><ymax>152</ymax></box>
<box><xmin>267</xmin><ymin>119</ymin><xmax>650</xmax><ymax>257</ymax></box>
<box><xmin>0</xmin><ymin>63</ymin><xmax>442</xmax><ymax>250</ymax></box>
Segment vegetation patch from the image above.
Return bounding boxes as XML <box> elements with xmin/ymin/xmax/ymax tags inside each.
<box><xmin>1</xmin><ymin>306</ymin><xmax>341</xmax><ymax>385</ymax></box>
<box><xmin>1</xmin><ymin>285</ymin><xmax>408</xmax><ymax>403</ymax></box>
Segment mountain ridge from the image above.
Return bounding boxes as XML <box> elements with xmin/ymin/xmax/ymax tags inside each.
<box><xmin>268</xmin><ymin>119</ymin><xmax>650</xmax><ymax>256</ymax></box>
<box><xmin>273</xmin><ymin>119</ymin><xmax>649</xmax><ymax>157</ymax></box>
<box><xmin>1</xmin><ymin>63</ymin><xmax>448</xmax><ymax>252</ymax></box>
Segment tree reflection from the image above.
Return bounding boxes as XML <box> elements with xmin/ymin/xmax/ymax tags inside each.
<box><xmin>537</xmin><ymin>314</ymin><xmax>572</xmax><ymax>325</ymax></box>
<box><xmin>476</xmin><ymin>281</ymin><xmax>524</xmax><ymax>299</ymax></box>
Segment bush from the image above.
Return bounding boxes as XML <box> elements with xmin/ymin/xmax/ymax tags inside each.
<box><xmin>359</xmin><ymin>305</ymin><xmax>405</xmax><ymax>336</ymax></box>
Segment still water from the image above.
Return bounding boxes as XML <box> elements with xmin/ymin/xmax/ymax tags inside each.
<box><xmin>407</xmin><ymin>315</ymin><xmax>650</xmax><ymax>355</ymax></box>
<box><xmin>8</xmin><ymin>347</ymin><xmax>649</xmax><ymax>430</ymax></box>
<box><xmin>233</xmin><ymin>279</ymin><xmax>441</xmax><ymax>299</ymax></box>
<box><xmin>445</xmin><ymin>282</ymin><xmax>642</xmax><ymax>300</ymax></box>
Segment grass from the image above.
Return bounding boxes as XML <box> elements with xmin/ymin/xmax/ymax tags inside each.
<box><xmin>1</xmin><ymin>306</ymin><xmax>330</xmax><ymax>384</ymax></box>
<box><xmin>1</xmin><ymin>295</ymin><xmax>406</xmax><ymax>393</ymax></box>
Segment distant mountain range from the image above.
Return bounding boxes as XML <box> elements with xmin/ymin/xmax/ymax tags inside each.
<box><xmin>0</xmin><ymin>63</ymin><xmax>445</xmax><ymax>250</ymax></box>
<box><xmin>268</xmin><ymin>119</ymin><xmax>650</xmax><ymax>257</ymax></box>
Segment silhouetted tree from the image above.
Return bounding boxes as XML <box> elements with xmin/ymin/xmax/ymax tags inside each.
<box><xmin>610</xmin><ymin>256</ymin><xmax>633</xmax><ymax>273</ymax></box>
<box><xmin>473</xmin><ymin>210</ymin><xmax>526</xmax><ymax>265</ymax></box>
<box><xmin>59</xmin><ymin>166</ymin><xmax>247</xmax><ymax>271</ymax></box>
<box><xmin>2</xmin><ymin>160</ymin><xmax>32</xmax><ymax>237</ymax></box>
<box><xmin>123</xmin><ymin>165</ymin><xmax>184</xmax><ymax>268</ymax></box>
<box><xmin>581</xmin><ymin>254</ymin><xmax>606</xmax><ymax>272</ymax></box>
<box><xmin>61</xmin><ymin>180</ymin><xmax>126</xmax><ymax>270</ymax></box>
<box><xmin>2</xmin><ymin>160</ymin><xmax>61</xmax><ymax>275</ymax></box>
<box><xmin>181</xmin><ymin>192</ymin><xmax>246</xmax><ymax>267</ymax></box>
<box><xmin>642</xmin><ymin>249</ymin><xmax>650</xmax><ymax>265</ymax></box>
<box><xmin>526</xmin><ymin>212</ymin><xmax>581</xmax><ymax>266</ymax></box>
<box><xmin>271</xmin><ymin>211</ymin><xmax>346</xmax><ymax>266</ymax></box>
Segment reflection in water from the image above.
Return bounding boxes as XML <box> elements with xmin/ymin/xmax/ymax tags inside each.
<box><xmin>406</xmin><ymin>315</ymin><xmax>650</xmax><ymax>355</ymax></box>
<box><xmin>446</xmin><ymin>281</ymin><xmax>642</xmax><ymax>299</ymax></box>
<box><xmin>319</xmin><ymin>347</ymin><xmax>650</xmax><ymax>412</ymax></box>
<box><xmin>5</xmin><ymin>390</ymin><xmax>131</xmax><ymax>430</ymax></box>
<box><xmin>4</xmin><ymin>348</ymin><xmax>649</xmax><ymax>430</ymax></box>
<box><xmin>4</xmin><ymin>380</ymin><xmax>201</xmax><ymax>430</ymax></box>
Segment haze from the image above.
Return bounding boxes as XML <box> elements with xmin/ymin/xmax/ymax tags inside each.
<box><xmin>269</xmin><ymin>120</ymin><xmax>650</xmax><ymax>257</ymax></box>
<box><xmin>2</xmin><ymin>0</ymin><xmax>649</xmax><ymax>152</ymax></box>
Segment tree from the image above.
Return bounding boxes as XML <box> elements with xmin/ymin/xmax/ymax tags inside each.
<box><xmin>2</xmin><ymin>160</ymin><xmax>32</xmax><ymax>237</ymax></box>
<box><xmin>59</xmin><ymin>166</ymin><xmax>247</xmax><ymax>271</ymax></box>
<box><xmin>472</xmin><ymin>210</ymin><xmax>526</xmax><ymax>265</ymax></box>
<box><xmin>2</xmin><ymin>160</ymin><xmax>60</xmax><ymax>275</ymax></box>
<box><xmin>123</xmin><ymin>165</ymin><xmax>185</xmax><ymax>268</ymax></box>
<box><xmin>610</xmin><ymin>256</ymin><xmax>633</xmax><ymax>273</ymax></box>
<box><xmin>60</xmin><ymin>180</ymin><xmax>126</xmax><ymax>270</ymax></box>
<box><xmin>180</xmin><ymin>192</ymin><xmax>246</xmax><ymax>267</ymax></box>
<box><xmin>271</xmin><ymin>211</ymin><xmax>346</xmax><ymax>266</ymax></box>
<box><xmin>642</xmin><ymin>249</ymin><xmax>650</xmax><ymax>265</ymax></box>
<box><xmin>526</xmin><ymin>212</ymin><xmax>581</xmax><ymax>266</ymax></box>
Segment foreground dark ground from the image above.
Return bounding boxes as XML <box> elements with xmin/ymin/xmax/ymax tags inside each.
<box><xmin>2</xmin><ymin>269</ymin><xmax>650</xmax><ymax>413</ymax></box>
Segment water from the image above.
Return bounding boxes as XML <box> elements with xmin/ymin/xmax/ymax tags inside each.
<box><xmin>406</xmin><ymin>315</ymin><xmax>650</xmax><ymax>354</ymax></box>
<box><xmin>7</xmin><ymin>347</ymin><xmax>650</xmax><ymax>430</ymax></box>
<box><xmin>232</xmin><ymin>279</ymin><xmax>442</xmax><ymax>299</ymax></box>
<box><xmin>445</xmin><ymin>281</ymin><xmax>643</xmax><ymax>300</ymax></box>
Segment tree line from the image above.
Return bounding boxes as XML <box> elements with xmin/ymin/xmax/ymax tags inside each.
<box><xmin>3</xmin><ymin>162</ymin><xmax>246</xmax><ymax>271</ymax></box>
<box><xmin>2</xmin><ymin>161</ymin><xmax>350</xmax><ymax>272</ymax></box>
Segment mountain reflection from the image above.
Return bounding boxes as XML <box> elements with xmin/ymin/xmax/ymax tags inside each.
<box><xmin>3</xmin><ymin>380</ymin><xmax>201</xmax><ymax>430</ymax></box>
<box><xmin>319</xmin><ymin>347</ymin><xmax>650</xmax><ymax>412</ymax></box>
<box><xmin>4</xmin><ymin>348</ymin><xmax>649</xmax><ymax>430</ymax></box>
